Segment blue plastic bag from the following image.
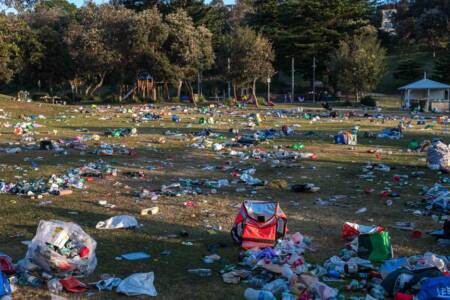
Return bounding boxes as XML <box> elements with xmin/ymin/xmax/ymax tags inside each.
<box><xmin>0</xmin><ymin>271</ymin><xmax>12</xmax><ymax>297</ymax></box>
<box><xmin>417</xmin><ymin>276</ymin><xmax>450</xmax><ymax>300</ymax></box>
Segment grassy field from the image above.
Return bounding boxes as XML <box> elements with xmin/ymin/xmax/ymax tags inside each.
<box><xmin>0</xmin><ymin>98</ymin><xmax>448</xmax><ymax>299</ymax></box>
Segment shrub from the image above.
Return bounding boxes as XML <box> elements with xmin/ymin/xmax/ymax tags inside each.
<box><xmin>223</xmin><ymin>97</ymin><xmax>235</xmax><ymax>106</ymax></box>
<box><xmin>31</xmin><ymin>92</ymin><xmax>49</xmax><ymax>101</ymax></box>
<box><xmin>197</xmin><ymin>95</ymin><xmax>208</xmax><ymax>105</ymax></box>
<box><xmin>170</xmin><ymin>96</ymin><xmax>181</xmax><ymax>103</ymax></box>
<box><xmin>361</xmin><ymin>96</ymin><xmax>377</xmax><ymax>107</ymax></box>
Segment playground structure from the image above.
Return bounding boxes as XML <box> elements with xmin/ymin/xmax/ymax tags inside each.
<box><xmin>121</xmin><ymin>70</ymin><xmax>156</xmax><ymax>101</ymax></box>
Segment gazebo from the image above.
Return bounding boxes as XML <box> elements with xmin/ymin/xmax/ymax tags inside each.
<box><xmin>399</xmin><ymin>74</ymin><xmax>450</xmax><ymax>112</ymax></box>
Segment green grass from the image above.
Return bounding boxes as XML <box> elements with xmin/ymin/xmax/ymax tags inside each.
<box><xmin>0</xmin><ymin>99</ymin><xmax>448</xmax><ymax>299</ymax></box>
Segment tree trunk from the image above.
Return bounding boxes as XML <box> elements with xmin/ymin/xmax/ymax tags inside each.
<box><xmin>252</xmin><ymin>79</ymin><xmax>259</xmax><ymax>108</ymax></box>
<box><xmin>185</xmin><ymin>81</ymin><xmax>197</xmax><ymax>106</ymax></box>
<box><xmin>49</xmin><ymin>79</ymin><xmax>53</xmax><ymax>96</ymax></box>
<box><xmin>164</xmin><ymin>82</ymin><xmax>170</xmax><ymax>101</ymax></box>
<box><xmin>152</xmin><ymin>84</ymin><xmax>157</xmax><ymax>102</ymax></box>
<box><xmin>176</xmin><ymin>80</ymin><xmax>182</xmax><ymax>99</ymax></box>
<box><xmin>232</xmin><ymin>80</ymin><xmax>237</xmax><ymax>105</ymax></box>
<box><xmin>89</xmin><ymin>73</ymin><xmax>106</xmax><ymax>96</ymax></box>
<box><xmin>85</xmin><ymin>84</ymin><xmax>93</xmax><ymax>96</ymax></box>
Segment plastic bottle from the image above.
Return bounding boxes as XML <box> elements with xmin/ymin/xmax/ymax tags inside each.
<box><xmin>22</xmin><ymin>273</ymin><xmax>42</xmax><ymax>287</ymax></box>
<box><xmin>47</xmin><ymin>278</ymin><xmax>63</xmax><ymax>294</ymax></box>
<box><xmin>281</xmin><ymin>264</ymin><xmax>295</xmax><ymax>282</ymax></box>
<box><xmin>262</xmin><ymin>278</ymin><xmax>288</xmax><ymax>295</ymax></box>
<box><xmin>370</xmin><ymin>285</ymin><xmax>386</xmax><ymax>299</ymax></box>
<box><xmin>281</xmin><ymin>291</ymin><xmax>297</xmax><ymax>300</ymax></box>
<box><xmin>187</xmin><ymin>269</ymin><xmax>212</xmax><ymax>277</ymax></box>
<box><xmin>244</xmin><ymin>288</ymin><xmax>276</xmax><ymax>300</ymax></box>
<box><xmin>242</xmin><ymin>278</ymin><xmax>266</xmax><ymax>288</ymax></box>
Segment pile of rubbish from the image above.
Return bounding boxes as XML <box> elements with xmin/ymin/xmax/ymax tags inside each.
<box><xmin>427</xmin><ymin>140</ymin><xmax>450</xmax><ymax>172</ymax></box>
<box><xmin>19</xmin><ymin>220</ymin><xmax>97</xmax><ymax>278</ymax></box>
<box><xmin>228</xmin><ymin>148</ymin><xmax>317</xmax><ymax>162</ymax></box>
<box><xmin>334</xmin><ymin>131</ymin><xmax>357</xmax><ymax>145</ymax></box>
<box><xmin>0</xmin><ymin>160</ymin><xmax>116</xmax><ymax>196</ymax></box>
<box><xmin>223</xmin><ymin>218</ymin><xmax>450</xmax><ymax>299</ymax></box>
<box><xmin>105</xmin><ymin>128</ymin><xmax>137</xmax><ymax>138</ymax></box>
<box><xmin>223</xmin><ymin>231</ymin><xmax>338</xmax><ymax>299</ymax></box>
<box><xmin>159</xmin><ymin>177</ymin><xmax>231</xmax><ymax>196</ymax></box>
<box><xmin>377</xmin><ymin>128</ymin><xmax>402</xmax><ymax>140</ymax></box>
<box><xmin>94</xmin><ymin>144</ymin><xmax>136</xmax><ymax>156</ymax></box>
<box><xmin>422</xmin><ymin>183</ymin><xmax>450</xmax><ymax>212</ymax></box>
<box><xmin>13</xmin><ymin>122</ymin><xmax>43</xmax><ymax>136</ymax></box>
<box><xmin>0</xmin><ymin>220</ymin><xmax>157</xmax><ymax>298</ymax></box>
<box><xmin>138</xmin><ymin>112</ymin><xmax>161</xmax><ymax>122</ymax></box>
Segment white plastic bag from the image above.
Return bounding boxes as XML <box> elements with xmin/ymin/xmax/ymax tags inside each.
<box><xmin>95</xmin><ymin>215</ymin><xmax>138</xmax><ymax>230</ymax></box>
<box><xmin>117</xmin><ymin>272</ymin><xmax>157</xmax><ymax>297</ymax></box>
<box><xmin>23</xmin><ymin>220</ymin><xmax>97</xmax><ymax>277</ymax></box>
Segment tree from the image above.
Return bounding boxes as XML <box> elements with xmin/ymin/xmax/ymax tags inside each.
<box><xmin>24</xmin><ymin>6</ymin><xmax>74</xmax><ymax>92</ymax></box>
<box><xmin>396</xmin><ymin>0</ymin><xmax>449</xmax><ymax>54</ymax></box>
<box><xmin>0</xmin><ymin>14</ymin><xmax>20</xmax><ymax>83</ymax></box>
<box><xmin>163</xmin><ymin>8</ymin><xmax>214</xmax><ymax>104</ymax></box>
<box><xmin>224</xmin><ymin>27</ymin><xmax>274</xmax><ymax>107</ymax></box>
<box><xmin>65</xmin><ymin>4</ymin><xmax>118</xmax><ymax>96</ymax></box>
<box><xmin>249</xmin><ymin>0</ymin><xmax>373</xmax><ymax>73</ymax></box>
<box><xmin>38</xmin><ymin>0</ymin><xmax>77</xmax><ymax>15</ymax></box>
<box><xmin>0</xmin><ymin>13</ymin><xmax>43</xmax><ymax>85</ymax></box>
<box><xmin>328</xmin><ymin>26</ymin><xmax>386</xmax><ymax>101</ymax></box>
<box><xmin>394</xmin><ymin>59</ymin><xmax>423</xmax><ymax>82</ymax></box>
<box><xmin>416</xmin><ymin>8</ymin><xmax>449</xmax><ymax>57</ymax></box>
<box><xmin>433</xmin><ymin>45</ymin><xmax>450</xmax><ymax>82</ymax></box>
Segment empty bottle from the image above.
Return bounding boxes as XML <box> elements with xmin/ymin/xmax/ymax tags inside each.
<box><xmin>187</xmin><ymin>269</ymin><xmax>211</xmax><ymax>277</ymax></box>
<box><xmin>242</xmin><ymin>278</ymin><xmax>266</xmax><ymax>288</ymax></box>
<box><xmin>244</xmin><ymin>288</ymin><xmax>276</xmax><ymax>300</ymax></box>
<box><xmin>47</xmin><ymin>278</ymin><xmax>63</xmax><ymax>294</ymax></box>
<box><xmin>282</xmin><ymin>291</ymin><xmax>297</xmax><ymax>300</ymax></box>
<box><xmin>262</xmin><ymin>279</ymin><xmax>288</xmax><ymax>295</ymax></box>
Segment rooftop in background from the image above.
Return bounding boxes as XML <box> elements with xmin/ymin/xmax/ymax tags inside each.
<box><xmin>399</xmin><ymin>74</ymin><xmax>450</xmax><ymax>90</ymax></box>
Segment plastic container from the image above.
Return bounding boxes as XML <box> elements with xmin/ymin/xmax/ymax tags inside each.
<box><xmin>244</xmin><ymin>288</ymin><xmax>276</xmax><ymax>300</ymax></box>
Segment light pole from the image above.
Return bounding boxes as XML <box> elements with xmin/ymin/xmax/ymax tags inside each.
<box><xmin>267</xmin><ymin>76</ymin><xmax>271</xmax><ymax>103</ymax></box>
<box><xmin>291</xmin><ymin>57</ymin><xmax>295</xmax><ymax>103</ymax></box>
<box><xmin>197</xmin><ymin>72</ymin><xmax>202</xmax><ymax>98</ymax></box>
<box><xmin>312</xmin><ymin>56</ymin><xmax>316</xmax><ymax>102</ymax></box>
<box><xmin>227</xmin><ymin>57</ymin><xmax>231</xmax><ymax>98</ymax></box>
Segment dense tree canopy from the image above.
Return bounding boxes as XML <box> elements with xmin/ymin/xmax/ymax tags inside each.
<box><xmin>0</xmin><ymin>0</ymin><xmax>448</xmax><ymax>103</ymax></box>
<box><xmin>328</xmin><ymin>26</ymin><xmax>386</xmax><ymax>100</ymax></box>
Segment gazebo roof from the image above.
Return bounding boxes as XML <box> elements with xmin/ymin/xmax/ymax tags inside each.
<box><xmin>399</xmin><ymin>77</ymin><xmax>450</xmax><ymax>90</ymax></box>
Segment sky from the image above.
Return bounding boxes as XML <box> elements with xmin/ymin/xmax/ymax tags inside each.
<box><xmin>69</xmin><ymin>0</ymin><xmax>235</xmax><ymax>7</ymax></box>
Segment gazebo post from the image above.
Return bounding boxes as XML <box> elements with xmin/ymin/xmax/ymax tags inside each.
<box><xmin>448</xmin><ymin>89</ymin><xmax>450</xmax><ymax>111</ymax></box>
<box><xmin>426</xmin><ymin>88</ymin><xmax>430</xmax><ymax>112</ymax></box>
<box><xmin>407</xmin><ymin>89</ymin><xmax>411</xmax><ymax>109</ymax></box>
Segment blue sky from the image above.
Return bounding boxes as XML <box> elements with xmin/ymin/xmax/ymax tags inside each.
<box><xmin>69</xmin><ymin>0</ymin><xmax>235</xmax><ymax>7</ymax></box>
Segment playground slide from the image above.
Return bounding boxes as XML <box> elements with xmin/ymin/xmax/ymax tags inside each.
<box><xmin>122</xmin><ymin>86</ymin><xmax>136</xmax><ymax>101</ymax></box>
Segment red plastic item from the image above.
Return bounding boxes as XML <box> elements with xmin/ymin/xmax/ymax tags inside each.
<box><xmin>393</xmin><ymin>175</ymin><xmax>401</xmax><ymax>182</ymax></box>
<box><xmin>183</xmin><ymin>201</ymin><xmax>195</xmax><ymax>208</ymax></box>
<box><xmin>380</xmin><ymin>191</ymin><xmax>390</xmax><ymax>198</ymax></box>
<box><xmin>394</xmin><ymin>293</ymin><xmax>413</xmax><ymax>300</ymax></box>
<box><xmin>60</xmin><ymin>276</ymin><xmax>88</xmax><ymax>293</ymax></box>
<box><xmin>0</xmin><ymin>256</ymin><xmax>15</xmax><ymax>275</ymax></box>
<box><xmin>411</xmin><ymin>230</ymin><xmax>422</xmax><ymax>238</ymax></box>
<box><xmin>311</xmin><ymin>153</ymin><xmax>318</xmax><ymax>160</ymax></box>
<box><xmin>79</xmin><ymin>246</ymin><xmax>90</xmax><ymax>258</ymax></box>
